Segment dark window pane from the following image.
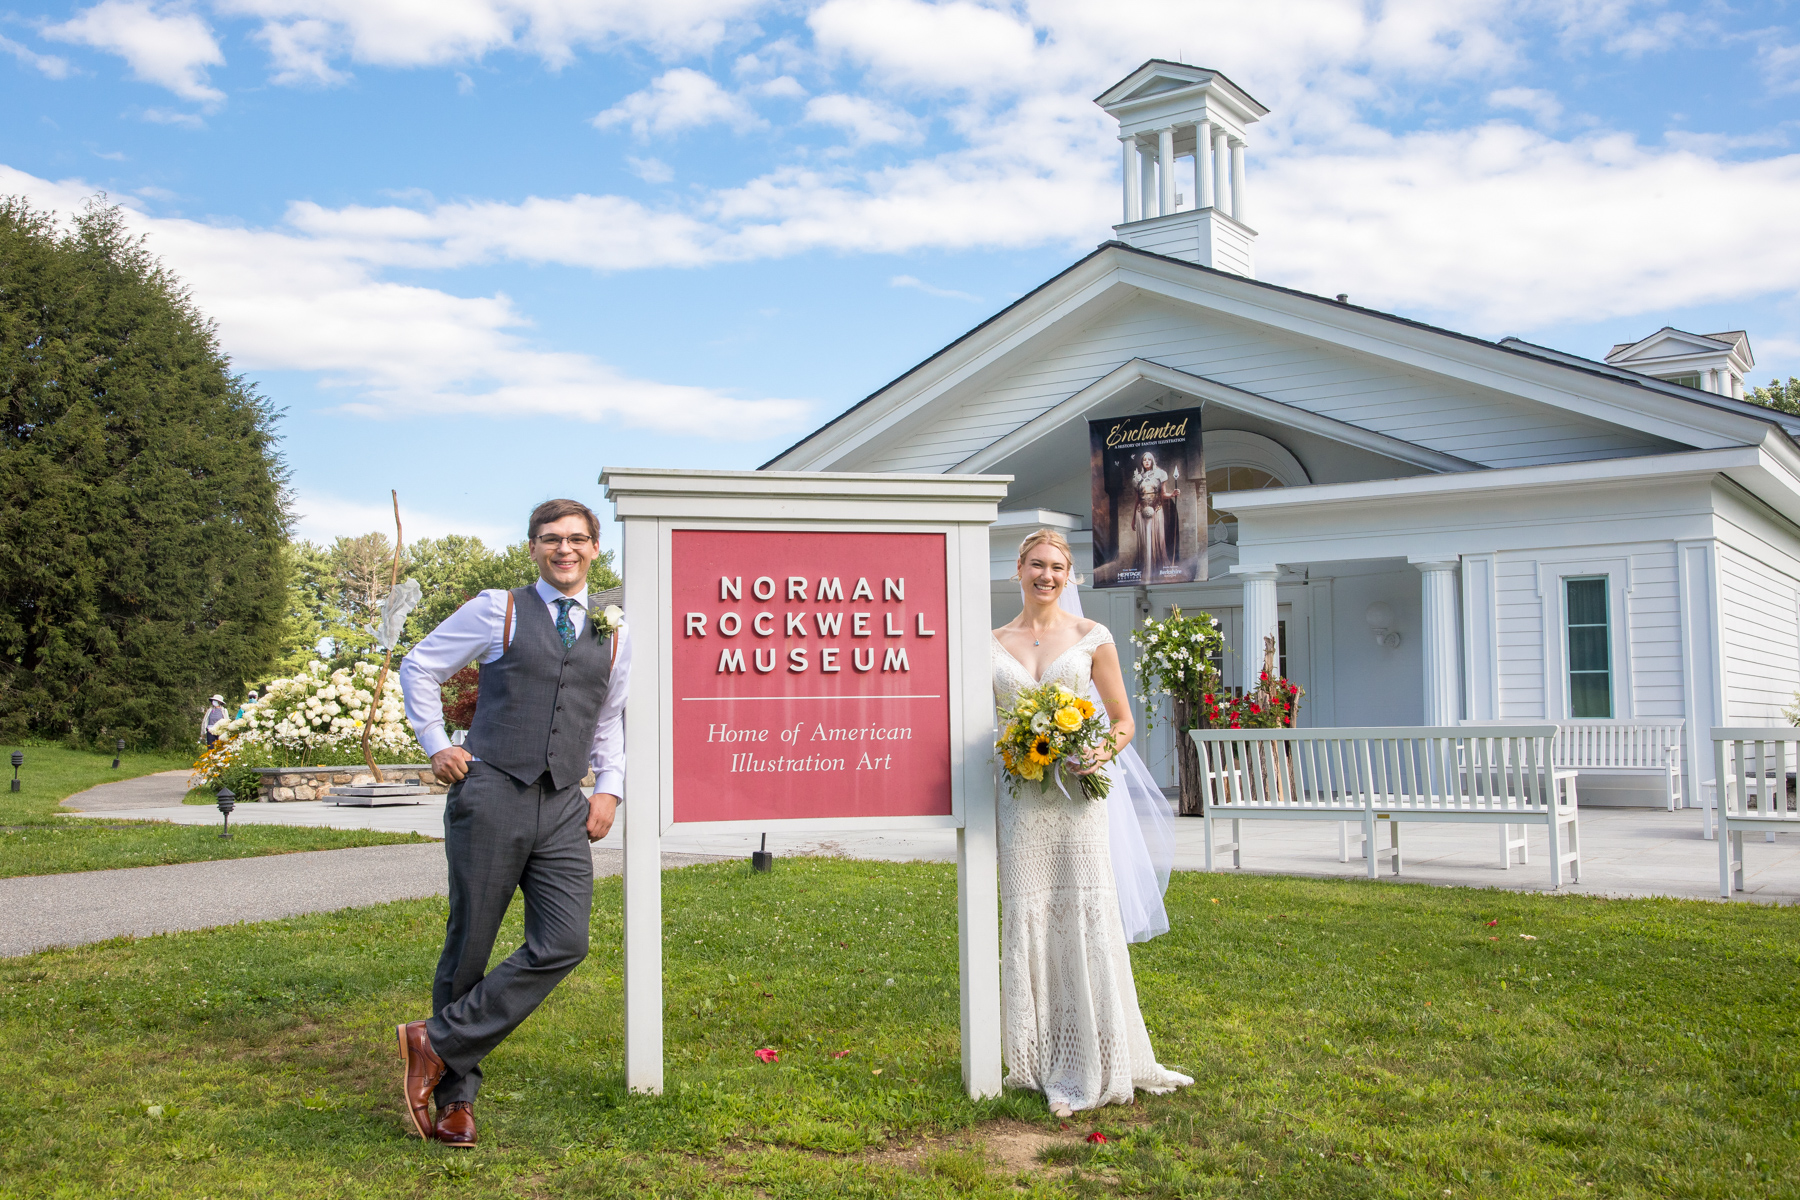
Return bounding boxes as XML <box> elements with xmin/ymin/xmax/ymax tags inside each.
<box><xmin>1566</xmin><ymin>578</ymin><xmax>1607</xmax><ymax>627</ymax></box>
<box><xmin>1570</xmin><ymin>672</ymin><xmax>1612</xmax><ymax>718</ymax></box>
<box><xmin>1568</xmin><ymin>627</ymin><xmax>1609</xmax><ymax>672</ymax></box>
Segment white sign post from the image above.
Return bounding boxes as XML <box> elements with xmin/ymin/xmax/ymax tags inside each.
<box><xmin>601</xmin><ymin>467</ymin><xmax>1011</xmax><ymax>1100</ymax></box>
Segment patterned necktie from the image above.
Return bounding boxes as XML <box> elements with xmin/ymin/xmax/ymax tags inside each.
<box><xmin>554</xmin><ymin>598</ymin><xmax>578</xmax><ymax>648</ymax></box>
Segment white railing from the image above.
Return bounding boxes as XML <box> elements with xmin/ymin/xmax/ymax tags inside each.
<box><xmin>1712</xmin><ymin>728</ymin><xmax>1800</xmax><ymax>898</ymax></box>
<box><xmin>1191</xmin><ymin>725</ymin><xmax>1581</xmax><ymax>889</ymax></box>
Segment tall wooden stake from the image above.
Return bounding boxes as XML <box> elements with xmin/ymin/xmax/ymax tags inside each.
<box><xmin>360</xmin><ymin>490</ymin><xmax>404</xmax><ymax>782</ymax></box>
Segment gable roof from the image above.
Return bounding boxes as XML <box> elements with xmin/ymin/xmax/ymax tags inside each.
<box><xmin>763</xmin><ymin>241</ymin><xmax>1798</xmax><ymax>471</ymax></box>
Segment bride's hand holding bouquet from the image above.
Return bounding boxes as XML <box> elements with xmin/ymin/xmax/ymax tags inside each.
<box><xmin>997</xmin><ymin>681</ymin><xmax>1116</xmax><ymax>801</ymax></box>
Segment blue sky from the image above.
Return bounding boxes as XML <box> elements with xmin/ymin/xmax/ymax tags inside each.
<box><xmin>4</xmin><ymin>1</ymin><xmax>1798</xmax><ymax>557</ymax></box>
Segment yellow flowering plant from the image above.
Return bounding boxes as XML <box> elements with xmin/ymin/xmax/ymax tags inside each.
<box><xmin>996</xmin><ymin>680</ymin><xmax>1115</xmax><ymax>801</ymax></box>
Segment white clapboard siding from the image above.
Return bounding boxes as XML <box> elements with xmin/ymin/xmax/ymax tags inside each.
<box><xmin>1626</xmin><ymin>553</ymin><xmax>1686</xmax><ymax>717</ymax></box>
<box><xmin>1495</xmin><ymin>557</ymin><xmax>1547</xmax><ymax>718</ymax></box>
<box><xmin>1716</xmin><ymin>545</ymin><xmax>1800</xmax><ymax>723</ymax></box>
<box><xmin>863</xmin><ymin>294</ymin><xmax>1678</xmax><ymax>474</ymax></box>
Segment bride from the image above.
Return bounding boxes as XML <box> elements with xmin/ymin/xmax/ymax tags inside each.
<box><xmin>991</xmin><ymin>528</ymin><xmax>1193</xmax><ymax>1117</ymax></box>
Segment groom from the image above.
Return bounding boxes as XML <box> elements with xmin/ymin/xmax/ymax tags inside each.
<box><xmin>395</xmin><ymin>498</ymin><xmax>630</xmax><ymax>1147</ymax></box>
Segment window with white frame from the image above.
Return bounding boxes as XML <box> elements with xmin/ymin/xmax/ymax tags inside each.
<box><xmin>1564</xmin><ymin>576</ymin><xmax>1612</xmax><ymax>718</ymax></box>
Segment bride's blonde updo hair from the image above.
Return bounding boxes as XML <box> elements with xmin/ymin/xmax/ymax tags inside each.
<box><xmin>1015</xmin><ymin>528</ymin><xmax>1082</xmax><ymax>584</ymax></box>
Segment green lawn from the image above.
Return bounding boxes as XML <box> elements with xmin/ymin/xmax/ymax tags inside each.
<box><xmin>0</xmin><ymin>743</ymin><xmax>430</xmax><ymax>878</ymax></box>
<box><xmin>2</xmin><ymin>861</ymin><xmax>1795</xmax><ymax>1198</ymax></box>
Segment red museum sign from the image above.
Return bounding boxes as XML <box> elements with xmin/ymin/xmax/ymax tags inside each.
<box><xmin>670</xmin><ymin>529</ymin><xmax>953</xmax><ymax>823</ymax></box>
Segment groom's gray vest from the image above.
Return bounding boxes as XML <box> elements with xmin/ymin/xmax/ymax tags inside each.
<box><xmin>467</xmin><ymin>587</ymin><xmax>613</xmax><ymax>792</ymax></box>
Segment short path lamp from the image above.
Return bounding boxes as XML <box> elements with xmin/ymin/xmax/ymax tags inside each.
<box><xmin>752</xmin><ymin>832</ymin><xmax>773</xmax><ymax>873</ymax></box>
<box><xmin>112</xmin><ymin>738</ymin><xmax>124</xmax><ymax>770</ymax></box>
<box><xmin>9</xmin><ymin>751</ymin><xmax>21</xmax><ymax>792</ymax></box>
<box><xmin>216</xmin><ymin>784</ymin><xmax>236</xmax><ymax>839</ymax></box>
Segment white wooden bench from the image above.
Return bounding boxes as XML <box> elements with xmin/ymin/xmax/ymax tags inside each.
<box><xmin>1555</xmin><ymin>720</ymin><xmax>1684</xmax><ymax>810</ymax></box>
<box><xmin>1713</xmin><ymin>728</ymin><xmax>1800</xmax><ymax>898</ymax></box>
<box><xmin>1191</xmin><ymin>725</ymin><xmax>1582</xmax><ymax>889</ymax></box>
<box><xmin>1465</xmin><ymin>719</ymin><xmax>1684</xmax><ymax>810</ymax></box>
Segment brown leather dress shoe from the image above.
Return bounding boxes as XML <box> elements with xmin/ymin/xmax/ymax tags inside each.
<box><xmin>434</xmin><ymin>1101</ymin><xmax>476</xmax><ymax>1148</ymax></box>
<box><xmin>395</xmin><ymin>1021</ymin><xmax>446</xmax><ymax>1140</ymax></box>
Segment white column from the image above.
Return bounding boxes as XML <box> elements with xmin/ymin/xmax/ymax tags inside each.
<box><xmin>1158</xmin><ymin>127</ymin><xmax>1176</xmax><ymax>218</ymax></box>
<box><xmin>1213</xmin><ymin>127</ymin><xmax>1231</xmax><ymax>217</ymax></box>
<box><xmin>621</xmin><ymin>514</ymin><xmax>663</xmax><ymax>1094</ymax></box>
<box><xmin>1237</xmin><ymin>566</ymin><xmax>1280</xmax><ymax>691</ymax></box>
<box><xmin>1197</xmin><ymin>119</ymin><xmax>1215</xmax><ymax>208</ymax></box>
<box><xmin>1229</xmin><ymin>138</ymin><xmax>1248</xmax><ymax>224</ymax></box>
<box><xmin>1121</xmin><ymin>137</ymin><xmax>1139</xmax><ymax>223</ymax></box>
<box><xmin>1416</xmin><ymin>560</ymin><xmax>1462</xmax><ymax>726</ymax></box>
<box><xmin>1139</xmin><ymin>139</ymin><xmax>1158</xmax><ymax>219</ymax></box>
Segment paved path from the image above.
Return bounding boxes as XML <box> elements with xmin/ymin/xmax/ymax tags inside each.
<box><xmin>0</xmin><ymin>842</ymin><xmax>729</xmax><ymax>958</ymax></box>
<box><xmin>68</xmin><ymin>796</ymin><xmax>1800</xmax><ymax>903</ymax></box>
<box><xmin>61</xmin><ymin>769</ymin><xmax>193</xmax><ymax>812</ymax></box>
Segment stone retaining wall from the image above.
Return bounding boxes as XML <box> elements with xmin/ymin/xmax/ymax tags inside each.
<box><xmin>252</xmin><ymin>765</ymin><xmax>444</xmax><ymax>802</ymax></box>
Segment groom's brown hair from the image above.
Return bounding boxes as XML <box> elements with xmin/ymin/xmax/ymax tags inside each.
<box><xmin>528</xmin><ymin>498</ymin><xmax>599</xmax><ymax>542</ymax></box>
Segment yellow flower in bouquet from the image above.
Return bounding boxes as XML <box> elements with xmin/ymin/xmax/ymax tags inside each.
<box><xmin>996</xmin><ymin>679</ymin><xmax>1114</xmax><ymax>801</ymax></box>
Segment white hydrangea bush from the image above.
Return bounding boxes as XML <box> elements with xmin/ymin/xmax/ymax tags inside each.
<box><xmin>222</xmin><ymin>660</ymin><xmax>421</xmax><ymax>760</ymax></box>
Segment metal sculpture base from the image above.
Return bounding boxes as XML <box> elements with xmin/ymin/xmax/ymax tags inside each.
<box><xmin>327</xmin><ymin>782</ymin><xmax>432</xmax><ymax>807</ymax></box>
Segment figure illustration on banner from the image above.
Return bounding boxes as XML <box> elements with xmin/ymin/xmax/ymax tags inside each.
<box><xmin>1089</xmin><ymin>407</ymin><xmax>1205</xmax><ymax>588</ymax></box>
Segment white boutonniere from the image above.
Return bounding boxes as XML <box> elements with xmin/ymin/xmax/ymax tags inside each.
<box><xmin>591</xmin><ymin>603</ymin><xmax>624</xmax><ymax>638</ymax></box>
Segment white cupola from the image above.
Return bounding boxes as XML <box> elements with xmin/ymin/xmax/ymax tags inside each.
<box><xmin>1603</xmin><ymin>328</ymin><xmax>1755</xmax><ymax>399</ymax></box>
<box><xmin>1096</xmin><ymin>60</ymin><xmax>1268</xmax><ymax>276</ymax></box>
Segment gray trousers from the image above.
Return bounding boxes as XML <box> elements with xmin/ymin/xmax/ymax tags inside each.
<box><xmin>427</xmin><ymin>761</ymin><xmax>593</xmax><ymax>1105</ymax></box>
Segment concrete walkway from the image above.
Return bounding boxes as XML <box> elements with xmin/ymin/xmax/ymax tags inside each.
<box><xmin>61</xmin><ymin>769</ymin><xmax>193</xmax><ymax>812</ymax></box>
<box><xmin>1</xmin><ymin>842</ymin><xmax>729</xmax><ymax>958</ymax></box>
<box><xmin>66</xmin><ymin>792</ymin><xmax>1800</xmax><ymax>903</ymax></box>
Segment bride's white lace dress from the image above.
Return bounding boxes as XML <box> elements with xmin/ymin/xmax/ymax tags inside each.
<box><xmin>992</xmin><ymin>623</ymin><xmax>1193</xmax><ymax>1111</ymax></box>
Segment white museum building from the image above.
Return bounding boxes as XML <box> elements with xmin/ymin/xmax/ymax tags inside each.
<box><xmin>765</xmin><ymin>60</ymin><xmax>1798</xmax><ymax>807</ymax></box>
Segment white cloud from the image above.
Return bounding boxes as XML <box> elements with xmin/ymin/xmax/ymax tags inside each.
<box><xmin>1255</xmin><ymin>123</ymin><xmax>1800</xmax><ymax>333</ymax></box>
<box><xmin>214</xmin><ymin>0</ymin><xmax>762</xmax><ymax>77</ymax></box>
<box><xmin>891</xmin><ymin>274</ymin><xmax>980</xmax><ymax>302</ymax></box>
<box><xmin>141</xmin><ymin>106</ymin><xmax>208</xmax><ymax>127</ymax></box>
<box><xmin>0</xmin><ymin>164</ymin><xmax>811</xmax><ymax>436</ymax></box>
<box><xmin>1759</xmin><ymin>39</ymin><xmax>1800</xmax><ymax>95</ymax></box>
<box><xmin>290</xmin><ymin>489</ymin><xmax>518</xmax><ymax>546</ymax></box>
<box><xmin>626</xmin><ymin>155</ymin><xmax>674</xmax><ymax>183</ymax></box>
<box><xmin>0</xmin><ymin>33</ymin><xmax>72</xmax><ymax>77</ymax></box>
<box><xmin>804</xmin><ymin>93</ymin><xmax>922</xmax><ymax>145</ymax></box>
<box><xmin>591</xmin><ymin>68</ymin><xmax>762</xmax><ymax>138</ymax></box>
<box><xmin>45</xmin><ymin>0</ymin><xmax>225</xmax><ymax>104</ymax></box>
<box><xmin>1487</xmin><ymin>86</ymin><xmax>1562</xmax><ymax>128</ymax></box>
<box><xmin>809</xmin><ymin>0</ymin><xmax>1040</xmax><ymax>94</ymax></box>
<box><xmin>753</xmin><ymin>74</ymin><xmax>806</xmax><ymax>99</ymax></box>
<box><xmin>255</xmin><ymin>17</ymin><xmax>346</xmax><ymax>85</ymax></box>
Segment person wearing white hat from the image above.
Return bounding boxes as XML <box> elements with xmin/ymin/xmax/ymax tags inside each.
<box><xmin>202</xmin><ymin>695</ymin><xmax>228</xmax><ymax>747</ymax></box>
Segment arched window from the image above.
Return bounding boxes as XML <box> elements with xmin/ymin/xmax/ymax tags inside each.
<box><xmin>1206</xmin><ymin>465</ymin><xmax>1283</xmax><ymax>546</ymax></box>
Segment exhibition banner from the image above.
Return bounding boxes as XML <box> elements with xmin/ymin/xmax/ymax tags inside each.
<box><xmin>1088</xmin><ymin>407</ymin><xmax>1206</xmax><ymax>588</ymax></box>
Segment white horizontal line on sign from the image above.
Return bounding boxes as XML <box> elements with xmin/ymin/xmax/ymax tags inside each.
<box><xmin>679</xmin><ymin>694</ymin><xmax>944</xmax><ymax>702</ymax></box>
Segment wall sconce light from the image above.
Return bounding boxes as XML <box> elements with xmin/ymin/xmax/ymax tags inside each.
<box><xmin>1365</xmin><ymin>602</ymin><xmax>1402</xmax><ymax>650</ymax></box>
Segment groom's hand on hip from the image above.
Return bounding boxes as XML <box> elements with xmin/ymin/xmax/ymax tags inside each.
<box><xmin>587</xmin><ymin>793</ymin><xmax>618</xmax><ymax>842</ymax></box>
<box><xmin>430</xmin><ymin>746</ymin><xmax>474</xmax><ymax>783</ymax></box>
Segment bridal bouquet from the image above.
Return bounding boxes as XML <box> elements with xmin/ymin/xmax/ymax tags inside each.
<box><xmin>996</xmin><ymin>681</ymin><xmax>1114</xmax><ymax>801</ymax></box>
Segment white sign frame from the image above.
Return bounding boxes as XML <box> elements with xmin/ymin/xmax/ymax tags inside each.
<box><xmin>601</xmin><ymin>467</ymin><xmax>1012</xmax><ymax>1101</ymax></box>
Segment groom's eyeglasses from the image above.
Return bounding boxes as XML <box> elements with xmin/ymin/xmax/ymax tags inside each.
<box><xmin>535</xmin><ymin>535</ymin><xmax>594</xmax><ymax>549</ymax></box>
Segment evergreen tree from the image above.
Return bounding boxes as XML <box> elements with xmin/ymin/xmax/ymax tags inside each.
<box><xmin>0</xmin><ymin>198</ymin><xmax>287</xmax><ymax>748</ymax></box>
<box><xmin>1747</xmin><ymin>376</ymin><xmax>1800</xmax><ymax>417</ymax></box>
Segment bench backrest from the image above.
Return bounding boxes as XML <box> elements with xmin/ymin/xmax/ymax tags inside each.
<box><xmin>1553</xmin><ymin>720</ymin><xmax>1684</xmax><ymax>770</ymax></box>
<box><xmin>1712</xmin><ymin>728</ymin><xmax>1800</xmax><ymax>822</ymax></box>
<box><xmin>1191</xmin><ymin>726</ymin><xmax>1561</xmax><ymax>814</ymax></box>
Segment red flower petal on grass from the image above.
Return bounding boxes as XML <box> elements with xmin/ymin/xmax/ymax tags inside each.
<box><xmin>753</xmin><ymin>1048</ymin><xmax>779</xmax><ymax>1064</ymax></box>
<box><xmin>1086</xmin><ymin>1131</ymin><xmax>1107</xmax><ymax>1144</ymax></box>
<box><xmin>831</xmin><ymin>1050</ymin><xmax>851</xmax><ymax>1059</ymax></box>
<box><xmin>1486</xmin><ymin>920</ymin><xmax>1498</xmax><ymax>927</ymax></box>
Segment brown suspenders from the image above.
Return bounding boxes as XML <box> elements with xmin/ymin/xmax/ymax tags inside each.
<box><xmin>500</xmin><ymin>589</ymin><xmax>617</xmax><ymax>664</ymax></box>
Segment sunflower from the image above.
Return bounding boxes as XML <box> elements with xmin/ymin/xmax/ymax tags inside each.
<box><xmin>1028</xmin><ymin>736</ymin><xmax>1055</xmax><ymax>765</ymax></box>
<box><xmin>1001</xmin><ymin>747</ymin><xmax>1017</xmax><ymax>771</ymax></box>
<box><xmin>1075</xmin><ymin>697</ymin><xmax>1096</xmax><ymax>719</ymax></box>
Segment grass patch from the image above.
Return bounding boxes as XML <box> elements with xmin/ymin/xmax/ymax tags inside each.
<box><xmin>0</xmin><ymin>742</ymin><xmax>194</xmax><ymax>826</ymax></box>
<box><xmin>0</xmin><ymin>742</ymin><xmax>428</xmax><ymax>878</ymax></box>
<box><xmin>1</xmin><ymin>861</ymin><xmax>1796</xmax><ymax>1198</ymax></box>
